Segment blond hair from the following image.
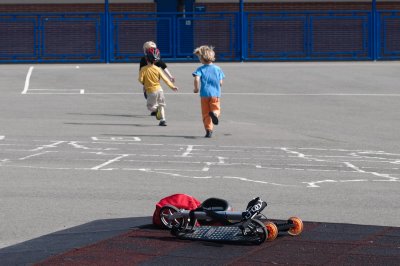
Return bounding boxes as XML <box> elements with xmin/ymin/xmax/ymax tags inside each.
<box><xmin>143</xmin><ymin>41</ymin><xmax>156</xmax><ymax>54</ymax></box>
<box><xmin>193</xmin><ymin>45</ymin><xmax>215</xmax><ymax>62</ymax></box>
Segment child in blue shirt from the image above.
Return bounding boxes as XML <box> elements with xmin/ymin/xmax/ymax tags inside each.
<box><xmin>192</xmin><ymin>45</ymin><xmax>225</xmax><ymax>138</ymax></box>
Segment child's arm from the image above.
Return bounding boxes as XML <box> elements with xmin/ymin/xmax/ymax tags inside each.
<box><xmin>163</xmin><ymin>68</ymin><xmax>175</xmax><ymax>82</ymax></box>
<box><xmin>159</xmin><ymin>68</ymin><xmax>178</xmax><ymax>92</ymax></box>
<box><xmin>193</xmin><ymin>75</ymin><xmax>200</xmax><ymax>93</ymax></box>
<box><xmin>156</xmin><ymin>60</ymin><xmax>175</xmax><ymax>82</ymax></box>
<box><xmin>138</xmin><ymin>69</ymin><xmax>144</xmax><ymax>85</ymax></box>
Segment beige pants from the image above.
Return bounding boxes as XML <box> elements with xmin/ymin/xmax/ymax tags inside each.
<box><xmin>147</xmin><ymin>90</ymin><xmax>166</xmax><ymax>120</ymax></box>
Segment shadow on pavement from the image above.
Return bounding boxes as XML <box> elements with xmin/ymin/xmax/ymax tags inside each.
<box><xmin>1</xmin><ymin>217</ymin><xmax>399</xmax><ymax>266</ymax></box>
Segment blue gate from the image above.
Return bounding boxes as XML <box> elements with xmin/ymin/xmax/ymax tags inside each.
<box><xmin>109</xmin><ymin>12</ymin><xmax>240</xmax><ymax>62</ymax></box>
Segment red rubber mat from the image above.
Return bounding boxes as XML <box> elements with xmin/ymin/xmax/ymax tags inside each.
<box><xmin>35</xmin><ymin>222</ymin><xmax>400</xmax><ymax>265</ymax></box>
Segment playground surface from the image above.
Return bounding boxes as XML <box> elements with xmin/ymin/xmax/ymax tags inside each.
<box><xmin>0</xmin><ymin>62</ymin><xmax>399</xmax><ymax>264</ymax></box>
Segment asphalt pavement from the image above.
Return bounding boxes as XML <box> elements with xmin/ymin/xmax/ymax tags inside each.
<box><xmin>0</xmin><ymin>62</ymin><xmax>399</xmax><ymax>265</ymax></box>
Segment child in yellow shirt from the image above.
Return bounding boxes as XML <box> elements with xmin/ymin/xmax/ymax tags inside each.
<box><xmin>140</xmin><ymin>41</ymin><xmax>175</xmax><ymax>103</ymax></box>
<box><xmin>138</xmin><ymin>48</ymin><xmax>178</xmax><ymax>126</ymax></box>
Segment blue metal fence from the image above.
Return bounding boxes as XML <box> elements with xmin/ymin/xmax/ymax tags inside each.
<box><xmin>377</xmin><ymin>10</ymin><xmax>400</xmax><ymax>59</ymax></box>
<box><xmin>243</xmin><ymin>11</ymin><xmax>371</xmax><ymax>61</ymax></box>
<box><xmin>0</xmin><ymin>10</ymin><xmax>399</xmax><ymax>63</ymax></box>
<box><xmin>0</xmin><ymin>13</ymin><xmax>104</xmax><ymax>63</ymax></box>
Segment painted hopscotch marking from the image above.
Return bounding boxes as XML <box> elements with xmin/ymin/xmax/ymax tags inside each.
<box><xmin>92</xmin><ymin>136</ymin><xmax>141</xmax><ymax>142</ymax></box>
<box><xmin>0</xmin><ymin>138</ymin><xmax>399</xmax><ymax>188</ymax></box>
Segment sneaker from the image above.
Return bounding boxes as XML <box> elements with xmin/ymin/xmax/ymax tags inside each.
<box><xmin>156</xmin><ymin>106</ymin><xmax>162</xmax><ymax>120</ymax></box>
<box><xmin>150</xmin><ymin>111</ymin><xmax>157</xmax><ymax>116</ymax></box>
<box><xmin>205</xmin><ymin>130</ymin><xmax>212</xmax><ymax>138</ymax></box>
<box><xmin>159</xmin><ymin>120</ymin><xmax>167</xmax><ymax>126</ymax></box>
<box><xmin>209</xmin><ymin>112</ymin><xmax>219</xmax><ymax>125</ymax></box>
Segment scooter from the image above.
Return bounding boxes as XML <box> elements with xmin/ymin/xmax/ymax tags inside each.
<box><xmin>159</xmin><ymin>197</ymin><xmax>303</xmax><ymax>244</ymax></box>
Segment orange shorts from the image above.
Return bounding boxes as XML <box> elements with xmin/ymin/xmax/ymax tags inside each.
<box><xmin>201</xmin><ymin>97</ymin><xmax>220</xmax><ymax>131</ymax></box>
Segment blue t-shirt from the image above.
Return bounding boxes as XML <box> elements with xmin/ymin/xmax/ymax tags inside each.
<box><xmin>192</xmin><ymin>64</ymin><xmax>225</xmax><ymax>97</ymax></box>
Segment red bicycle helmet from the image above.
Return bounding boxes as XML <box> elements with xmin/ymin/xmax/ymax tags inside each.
<box><xmin>145</xmin><ymin>47</ymin><xmax>160</xmax><ymax>63</ymax></box>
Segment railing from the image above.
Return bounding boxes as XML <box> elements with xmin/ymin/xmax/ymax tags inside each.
<box><xmin>0</xmin><ymin>10</ymin><xmax>399</xmax><ymax>63</ymax></box>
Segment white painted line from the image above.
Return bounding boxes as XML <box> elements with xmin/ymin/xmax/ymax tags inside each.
<box><xmin>30</xmin><ymin>89</ymin><xmax>73</xmax><ymax>91</ymax></box>
<box><xmin>302</xmin><ymin>180</ymin><xmax>337</xmax><ymax>188</ymax></box>
<box><xmin>25</xmin><ymin>93</ymin><xmax>85</xmax><ymax>95</ymax></box>
<box><xmin>28</xmin><ymin>88</ymin><xmax>85</xmax><ymax>94</ymax></box>
<box><xmin>21</xmin><ymin>66</ymin><xmax>34</xmax><ymax>94</ymax></box>
<box><xmin>0</xmin><ymin>136</ymin><xmax>4</xmax><ymax>140</ymax></box>
<box><xmin>202</xmin><ymin>162</ymin><xmax>211</xmax><ymax>172</ymax></box>
<box><xmin>217</xmin><ymin>156</ymin><xmax>226</xmax><ymax>164</ymax></box>
<box><xmin>19</xmin><ymin>151</ymin><xmax>53</xmax><ymax>161</ymax></box>
<box><xmin>182</xmin><ymin>145</ymin><xmax>194</xmax><ymax>157</ymax></box>
<box><xmin>91</xmin><ymin>154</ymin><xmax>129</xmax><ymax>170</ymax></box>
<box><xmin>30</xmin><ymin>141</ymin><xmax>65</xmax><ymax>151</ymax></box>
<box><xmin>344</xmin><ymin>162</ymin><xmax>398</xmax><ymax>182</ymax></box>
<box><xmin>91</xmin><ymin>136</ymin><xmax>141</xmax><ymax>142</ymax></box>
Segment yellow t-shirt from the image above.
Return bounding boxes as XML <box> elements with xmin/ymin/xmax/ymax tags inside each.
<box><xmin>138</xmin><ymin>64</ymin><xmax>175</xmax><ymax>93</ymax></box>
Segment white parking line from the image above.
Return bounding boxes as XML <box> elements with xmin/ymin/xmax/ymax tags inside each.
<box><xmin>21</xmin><ymin>66</ymin><xmax>34</xmax><ymax>94</ymax></box>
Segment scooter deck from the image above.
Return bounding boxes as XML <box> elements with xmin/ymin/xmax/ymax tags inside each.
<box><xmin>172</xmin><ymin>225</ymin><xmax>261</xmax><ymax>243</ymax></box>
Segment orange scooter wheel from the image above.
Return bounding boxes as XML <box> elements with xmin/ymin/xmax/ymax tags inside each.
<box><xmin>264</xmin><ymin>221</ymin><xmax>278</xmax><ymax>241</ymax></box>
<box><xmin>287</xmin><ymin>216</ymin><xmax>303</xmax><ymax>236</ymax></box>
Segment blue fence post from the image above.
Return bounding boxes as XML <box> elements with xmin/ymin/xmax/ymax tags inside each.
<box><xmin>371</xmin><ymin>0</ymin><xmax>377</xmax><ymax>60</ymax></box>
<box><xmin>104</xmin><ymin>0</ymin><xmax>110</xmax><ymax>63</ymax></box>
<box><xmin>240</xmin><ymin>0</ymin><xmax>245</xmax><ymax>61</ymax></box>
